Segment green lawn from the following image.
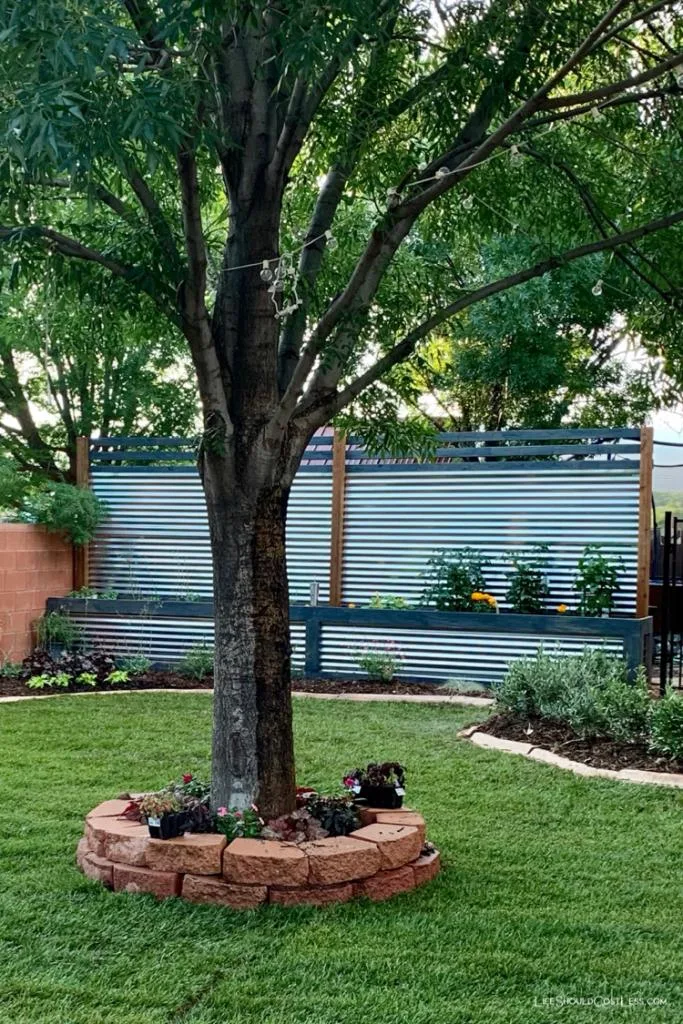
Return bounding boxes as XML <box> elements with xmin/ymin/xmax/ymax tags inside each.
<box><xmin>1</xmin><ymin>693</ymin><xmax>682</xmax><ymax>1024</ymax></box>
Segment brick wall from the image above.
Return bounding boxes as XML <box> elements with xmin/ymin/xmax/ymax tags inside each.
<box><xmin>0</xmin><ymin>525</ymin><xmax>73</xmax><ymax>662</ymax></box>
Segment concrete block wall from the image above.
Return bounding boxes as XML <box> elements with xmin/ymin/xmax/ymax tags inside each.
<box><xmin>0</xmin><ymin>525</ymin><xmax>73</xmax><ymax>661</ymax></box>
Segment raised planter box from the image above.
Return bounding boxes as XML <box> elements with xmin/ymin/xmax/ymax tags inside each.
<box><xmin>77</xmin><ymin>800</ymin><xmax>439</xmax><ymax>907</ymax></box>
<box><xmin>46</xmin><ymin>598</ymin><xmax>653</xmax><ymax>685</ymax></box>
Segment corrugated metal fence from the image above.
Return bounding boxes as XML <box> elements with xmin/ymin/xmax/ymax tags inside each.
<box><xmin>88</xmin><ymin>429</ymin><xmax>646</xmax><ymax>613</ymax></box>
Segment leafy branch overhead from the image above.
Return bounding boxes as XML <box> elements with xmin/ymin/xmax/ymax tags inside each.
<box><xmin>0</xmin><ymin>0</ymin><xmax>681</xmax><ymax>463</ymax></box>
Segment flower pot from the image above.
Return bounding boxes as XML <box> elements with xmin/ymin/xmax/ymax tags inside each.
<box><xmin>357</xmin><ymin>784</ymin><xmax>404</xmax><ymax>809</ymax></box>
<box><xmin>146</xmin><ymin>811</ymin><xmax>189</xmax><ymax>840</ymax></box>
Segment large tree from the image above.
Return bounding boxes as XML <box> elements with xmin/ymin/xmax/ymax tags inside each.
<box><xmin>1</xmin><ymin>0</ymin><xmax>682</xmax><ymax>815</ymax></box>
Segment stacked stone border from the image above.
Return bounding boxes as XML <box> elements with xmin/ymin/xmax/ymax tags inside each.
<box><xmin>77</xmin><ymin>801</ymin><xmax>440</xmax><ymax>908</ymax></box>
<box><xmin>459</xmin><ymin>725</ymin><xmax>683</xmax><ymax>788</ymax></box>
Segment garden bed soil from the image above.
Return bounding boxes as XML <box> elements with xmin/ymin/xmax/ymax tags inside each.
<box><xmin>0</xmin><ymin>669</ymin><xmax>487</xmax><ymax>699</ymax></box>
<box><xmin>478</xmin><ymin>712</ymin><xmax>683</xmax><ymax>774</ymax></box>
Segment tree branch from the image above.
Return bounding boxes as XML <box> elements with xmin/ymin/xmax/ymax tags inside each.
<box><xmin>297</xmin><ymin>211</ymin><xmax>683</xmax><ymax>429</ymax></box>
<box><xmin>540</xmin><ymin>51</ymin><xmax>683</xmax><ymax>111</ymax></box>
<box><xmin>0</xmin><ymin>223</ymin><xmax>180</xmax><ymax>323</ymax></box>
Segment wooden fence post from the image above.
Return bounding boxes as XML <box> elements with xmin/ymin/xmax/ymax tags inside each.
<box><xmin>329</xmin><ymin>430</ymin><xmax>346</xmax><ymax>606</ymax></box>
<box><xmin>636</xmin><ymin>425</ymin><xmax>654</xmax><ymax>619</ymax></box>
<box><xmin>72</xmin><ymin>436</ymin><xmax>90</xmax><ymax>591</ymax></box>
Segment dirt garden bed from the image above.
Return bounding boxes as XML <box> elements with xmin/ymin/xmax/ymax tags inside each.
<box><xmin>0</xmin><ymin>666</ymin><xmax>487</xmax><ymax>699</ymax></box>
<box><xmin>77</xmin><ymin>801</ymin><xmax>440</xmax><ymax>908</ymax></box>
<box><xmin>477</xmin><ymin>712</ymin><xmax>683</xmax><ymax>774</ymax></box>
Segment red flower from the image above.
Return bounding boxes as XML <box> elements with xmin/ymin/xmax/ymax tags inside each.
<box><xmin>182</xmin><ymin>773</ymin><xmax>193</xmax><ymax>783</ymax></box>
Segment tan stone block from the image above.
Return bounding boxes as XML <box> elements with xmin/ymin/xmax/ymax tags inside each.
<box><xmin>374</xmin><ymin>811</ymin><xmax>426</xmax><ymax>842</ymax></box>
<box><xmin>304</xmin><ymin>835</ymin><xmax>380</xmax><ymax>884</ymax></box>
<box><xmin>356</xmin><ymin>866</ymin><xmax>416</xmax><ymax>902</ymax></box>
<box><xmin>618</xmin><ymin>768</ymin><xmax>683</xmax><ymax>788</ymax></box>
<box><xmin>112</xmin><ymin>863</ymin><xmax>181</xmax><ymax>899</ymax></box>
<box><xmin>101</xmin><ymin>821</ymin><xmax>150</xmax><ymax>866</ymax></box>
<box><xmin>269</xmin><ymin>883</ymin><xmax>354</xmax><ymax>907</ymax></box>
<box><xmin>470</xmin><ymin>732</ymin><xmax>533</xmax><ymax>755</ymax></box>
<box><xmin>412</xmin><ymin>850</ymin><xmax>440</xmax><ymax>887</ymax></box>
<box><xmin>182</xmin><ymin>874</ymin><xmax>267</xmax><ymax>909</ymax></box>
<box><xmin>350</xmin><ymin>823</ymin><xmax>422</xmax><ymax>870</ymax></box>
<box><xmin>223</xmin><ymin>838</ymin><xmax>309</xmax><ymax>887</ymax></box>
<box><xmin>146</xmin><ymin>833</ymin><xmax>226</xmax><ymax>875</ymax></box>
<box><xmin>86</xmin><ymin>799</ymin><xmax>133</xmax><ymax>820</ymax></box>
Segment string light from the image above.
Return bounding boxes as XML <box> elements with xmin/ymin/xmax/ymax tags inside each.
<box><xmin>462</xmin><ymin>194</ymin><xmax>474</xmax><ymax>210</ymax></box>
<box><xmin>590</xmin><ymin>106</ymin><xmax>604</xmax><ymax>121</ymax></box>
<box><xmin>676</xmin><ymin>62</ymin><xmax>683</xmax><ymax>88</ymax></box>
<box><xmin>386</xmin><ymin>187</ymin><xmax>401</xmax><ymax>210</ymax></box>
<box><xmin>509</xmin><ymin>144</ymin><xmax>523</xmax><ymax>166</ymax></box>
<box><xmin>592</xmin><ymin>279</ymin><xmax>604</xmax><ymax>297</ymax></box>
<box><xmin>325</xmin><ymin>229</ymin><xmax>338</xmax><ymax>250</ymax></box>
<box><xmin>260</xmin><ymin>260</ymin><xmax>274</xmax><ymax>283</ymax></box>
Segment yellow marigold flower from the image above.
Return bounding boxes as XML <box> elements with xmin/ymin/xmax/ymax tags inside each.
<box><xmin>471</xmin><ymin>591</ymin><xmax>486</xmax><ymax>601</ymax></box>
<box><xmin>485</xmin><ymin>594</ymin><xmax>497</xmax><ymax>606</ymax></box>
<box><xmin>557</xmin><ymin>603</ymin><xmax>568</xmax><ymax>613</ymax></box>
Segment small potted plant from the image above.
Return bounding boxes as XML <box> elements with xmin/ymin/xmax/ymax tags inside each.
<box><xmin>139</xmin><ymin>792</ymin><xmax>188</xmax><ymax>840</ymax></box>
<box><xmin>343</xmin><ymin>761</ymin><xmax>406</xmax><ymax>809</ymax></box>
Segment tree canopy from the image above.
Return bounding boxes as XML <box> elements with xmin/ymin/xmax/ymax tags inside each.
<box><xmin>2</xmin><ymin>0</ymin><xmax>683</xmax><ymax>813</ymax></box>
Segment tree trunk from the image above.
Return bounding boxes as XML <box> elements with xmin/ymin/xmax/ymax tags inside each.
<box><xmin>202</xmin><ymin>446</ymin><xmax>296</xmax><ymax>821</ymax></box>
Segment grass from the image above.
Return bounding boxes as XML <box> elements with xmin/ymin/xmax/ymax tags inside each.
<box><xmin>1</xmin><ymin>692</ymin><xmax>682</xmax><ymax>1023</ymax></box>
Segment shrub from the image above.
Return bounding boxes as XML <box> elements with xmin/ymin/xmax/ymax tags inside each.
<box><xmin>35</xmin><ymin>611</ymin><xmax>81</xmax><ymax>650</ymax></box>
<box><xmin>76</xmin><ymin>672</ymin><xmax>97</xmax><ymax>687</ymax></box>
<box><xmin>368</xmin><ymin>594</ymin><xmax>410</xmax><ymax>609</ymax></box>
<box><xmin>305</xmin><ymin>794</ymin><xmax>360</xmax><ymax>836</ymax></box>
<box><xmin>139</xmin><ymin>792</ymin><xmax>182</xmax><ymax>819</ymax></box>
<box><xmin>574</xmin><ymin>545</ymin><xmax>622</xmax><ymax>617</ymax></box>
<box><xmin>214</xmin><ymin>806</ymin><xmax>263</xmax><ymax>842</ymax></box>
<box><xmin>356</xmin><ymin>642</ymin><xmax>402</xmax><ymax>682</ymax></box>
<box><xmin>105</xmin><ymin>670</ymin><xmax>129</xmax><ymax>685</ymax></box>
<box><xmin>120</xmin><ymin>654</ymin><xmax>152</xmax><ymax>676</ymax></box>
<box><xmin>495</xmin><ymin>647</ymin><xmax>650</xmax><ymax>742</ymax></box>
<box><xmin>178</xmin><ymin>643</ymin><xmax>214</xmax><ymax>679</ymax></box>
<box><xmin>421</xmin><ymin>548</ymin><xmax>490</xmax><ymax>611</ymax></box>
<box><xmin>650</xmin><ymin>692</ymin><xmax>683</xmax><ymax>759</ymax></box>
<box><xmin>22</xmin><ymin>484</ymin><xmax>105</xmax><ymax>545</ymax></box>
<box><xmin>505</xmin><ymin>545</ymin><xmax>550</xmax><ymax>613</ymax></box>
<box><xmin>0</xmin><ymin>656</ymin><xmax>22</xmax><ymax>678</ymax></box>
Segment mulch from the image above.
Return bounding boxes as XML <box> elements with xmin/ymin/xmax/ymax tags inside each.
<box><xmin>477</xmin><ymin>711</ymin><xmax>683</xmax><ymax>774</ymax></box>
<box><xmin>0</xmin><ymin>670</ymin><xmax>487</xmax><ymax>700</ymax></box>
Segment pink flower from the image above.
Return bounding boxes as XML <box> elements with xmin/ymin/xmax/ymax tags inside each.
<box><xmin>234</xmin><ymin>810</ymin><xmax>242</xmax><ymax>818</ymax></box>
<box><xmin>216</xmin><ymin>806</ymin><xmax>228</xmax><ymax>817</ymax></box>
<box><xmin>342</xmin><ymin>776</ymin><xmax>355</xmax><ymax>788</ymax></box>
<box><xmin>182</xmin><ymin>773</ymin><xmax>193</xmax><ymax>783</ymax></box>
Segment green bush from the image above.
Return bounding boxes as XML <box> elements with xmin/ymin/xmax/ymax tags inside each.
<box><xmin>494</xmin><ymin>647</ymin><xmax>650</xmax><ymax>742</ymax></box>
<box><xmin>36</xmin><ymin>611</ymin><xmax>82</xmax><ymax>650</ymax></box>
<box><xmin>178</xmin><ymin>643</ymin><xmax>214</xmax><ymax>680</ymax></box>
<box><xmin>23</xmin><ymin>484</ymin><xmax>105</xmax><ymax>545</ymax></box>
<box><xmin>368</xmin><ymin>593</ymin><xmax>410</xmax><ymax>609</ymax></box>
<box><xmin>574</xmin><ymin>545</ymin><xmax>622</xmax><ymax>617</ymax></box>
<box><xmin>421</xmin><ymin>548</ymin><xmax>490</xmax><ymax>611</ymax></box>
<box><xmin>650</xmin><ymin>692</ymin><xmax>683</xmax><ymax>759</ymax></box>
<box><xmin>505</xmin><ymin>545</ymin><xmax>550</xmax><ymax>613</ymax></box>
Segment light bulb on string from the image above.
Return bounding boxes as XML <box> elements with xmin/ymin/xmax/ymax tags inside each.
<box><xmin>434</xmin><ymin>167</ymin><xmax>450</xmax><ymax>179</ymax></box>
<box><xmin>462</xmin><ymin>194</ymin><xmax>474</xmax><ymax>211</ymax></box>
<box><xmin>590</xmin><ymin>106</ymin><xmax>604</xmax><ymax>121</ymax></box>
<box><xmin>260</xmin><ymin>260</ymin><xmax>273</xmax><ymax>283</ymax></box>
<box><xmin>509</xmin><ymin>145</ymin><xmax>523</xmax><ymax>166</ymax></box>
<box><xmin>592</xmin><ymin>279</ymin><xmax>603</xmax><ymax>297</ymax></box>
<box><xmin>386</xmin><ymin>188</ymin><xmax>401</xmax><ymax>210</ymax></box>
<box><xmin>325</xmin><ymin>229</ymin><xmax>338</xmax><ymax>250</ymax></box>
<box><xmin>676</xmin><ymin>63</ymin><xmax>683</xmax><ymax>88</ymax></box>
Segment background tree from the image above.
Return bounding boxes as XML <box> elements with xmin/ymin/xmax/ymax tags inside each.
<box><xmin>1</xmin><ymin>0</ymin><xmax>681</xmax><ymax>816</ymax></box>
<box><xmin>0</xmin><ymin>257</ymin><xmax>198</xmax><ymax>481</ymax></box>
<box><xmin>406</xmin><ymin>237</ymin><xmax>669</xmax><ymax>432</ymax></box>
